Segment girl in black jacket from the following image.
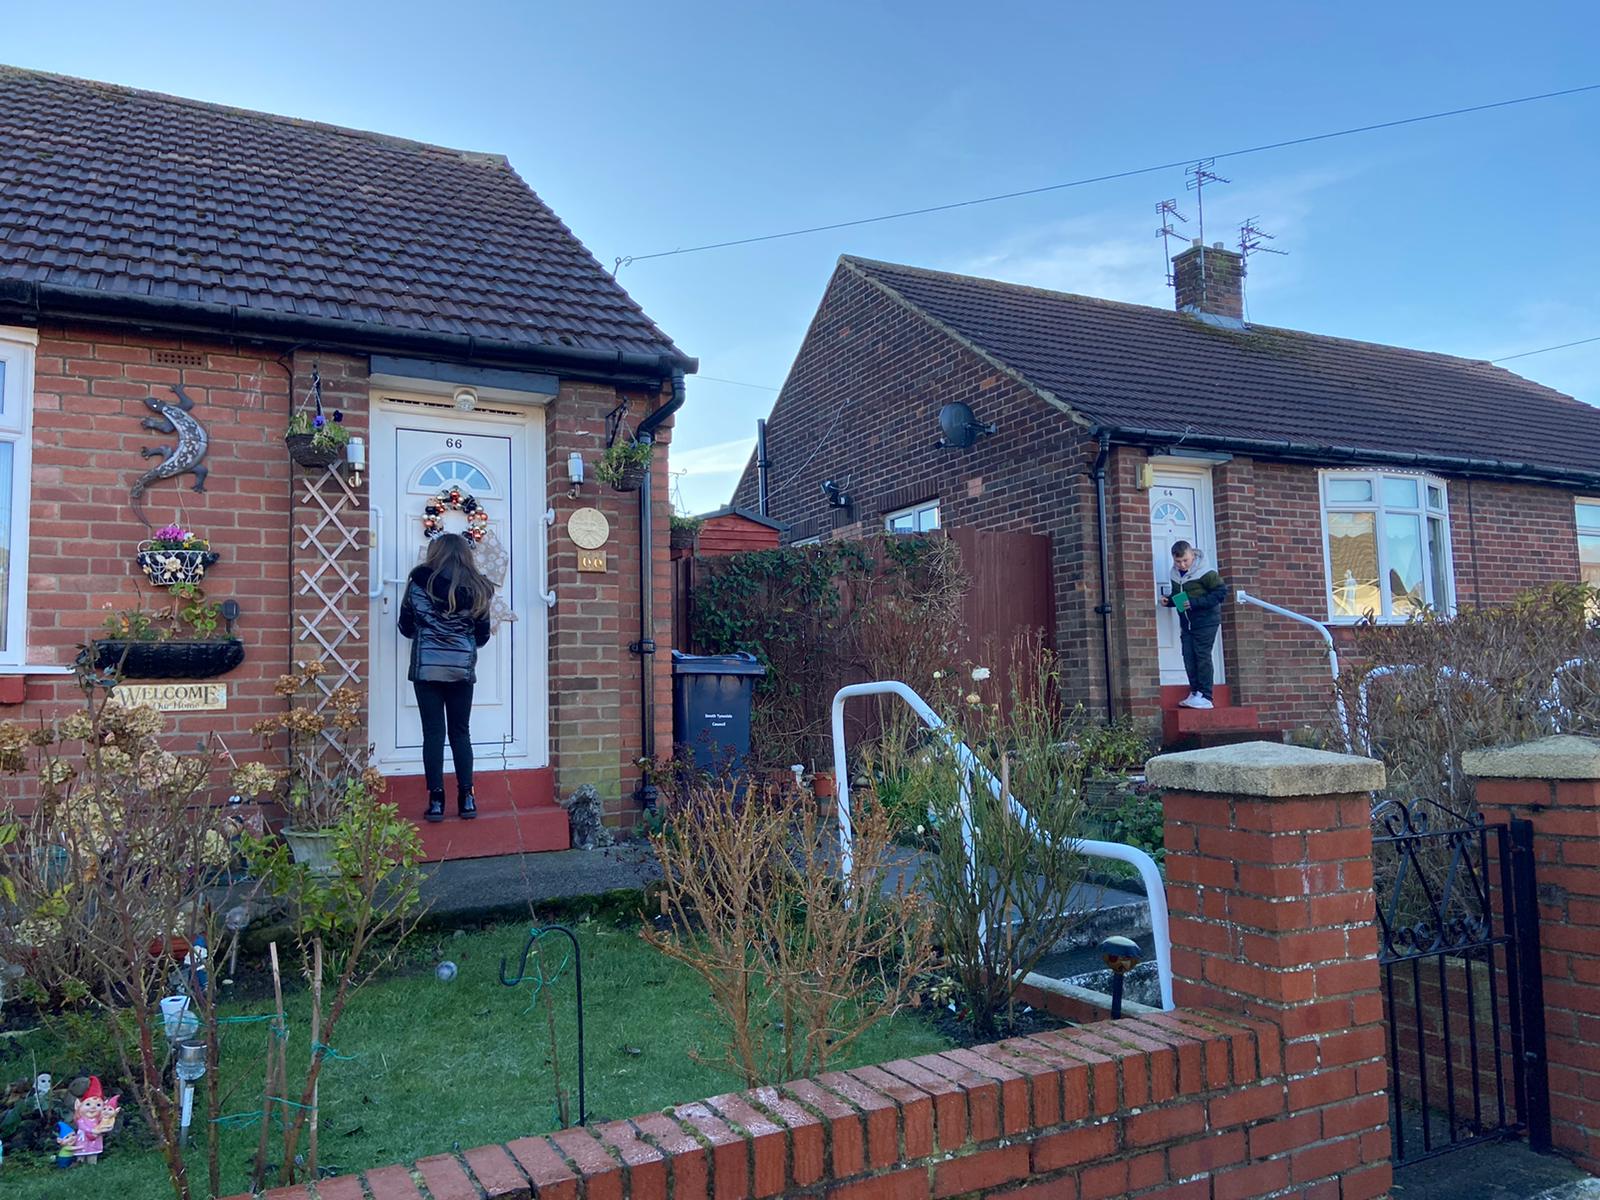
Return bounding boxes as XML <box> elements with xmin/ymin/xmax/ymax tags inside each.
<box><xmin>398</xmin><ymin>533</ymin><xmax>495</xmax><ymax>822</ymax></box>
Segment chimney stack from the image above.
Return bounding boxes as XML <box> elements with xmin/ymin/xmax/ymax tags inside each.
<box><xmin>1172</xmin><ymin>238</ymin><xmax>1244</xmax><ymax>325</ymax></box>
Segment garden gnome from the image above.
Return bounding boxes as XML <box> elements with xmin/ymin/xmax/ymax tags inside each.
<box><xmin>53</xmin><ymin>1122</ymin><xmax>75</xmax><ymax>1169</ymax></box>
<box><xmin>62</xmin><ymin>1077</ymin><xmax>117</xmax><ymax>1163</ymax></box>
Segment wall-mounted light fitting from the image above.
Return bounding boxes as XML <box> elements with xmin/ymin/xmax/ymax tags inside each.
<box><xmin>345</xmin><ymin>436</ymin><xmax>366</xmax><ymax>488</ymax></box>
<box><xmin>567</xmin><ymin>451</ymin><xmax>585</xmax><ymax>498</ymax></box>
<box><xmin>453</xmin><ymin>387</ymin><xmax>478</xmax><ymax>412</ymax></box>
<box><xmin>821</xmin><ymin>479</ymin><xmax>853</xmax><ymax>510</ymax></box>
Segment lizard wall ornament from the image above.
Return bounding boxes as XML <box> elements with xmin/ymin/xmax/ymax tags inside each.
<box><xmin>130</xmin><ymin>383</ymin><xmax>210</xmax><ymax>529</ymax></box>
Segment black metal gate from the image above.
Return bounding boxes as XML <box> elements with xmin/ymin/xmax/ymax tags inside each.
<box><xmin>1372</xmin><ymin>798</ymin><xmax>1551</xmax><ymax>1166</ymax></box>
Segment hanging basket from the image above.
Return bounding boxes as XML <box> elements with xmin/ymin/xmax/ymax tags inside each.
<box><xmin>609</xmin><ymin>461</ymin><xmax>648</xmax><ymax>493</ymax></box>
<box><xmin>286</xmin><ymin>433</ymin><xmax>342</xmax><ymax>469</ymax></box>
<box><xmin>86</xmin><ymin>638</ymin><xmax>246</xmax><ymax>680</ymax></box>
<box><xmin>670</xmin><ymin>526</ymin><xmax>699</xmax><ymax>552</ymax></box>
<box><xmin>136</xmin><ymin>545</ymin><xmax>220</xmax><ymax>587</ymax></box>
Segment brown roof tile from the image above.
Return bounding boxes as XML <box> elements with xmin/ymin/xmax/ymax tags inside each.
<box><xmin>0</xmin><ymin>66</ymin><xmax>687</xmax><ymax>362</ymax></box>
<box><xmin>847</xmin><ymin>256</ymin><xmax>1600</xmax><ymax>481</ymax></box>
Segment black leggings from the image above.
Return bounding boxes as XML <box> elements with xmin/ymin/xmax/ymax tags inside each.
<box><xmin>414</xmin><ymin>680</ymin><xmax>475</xmax><ymax>793</ymax></box>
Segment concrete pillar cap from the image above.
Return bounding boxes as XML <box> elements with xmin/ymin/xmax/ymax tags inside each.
<box><xmin>1462</xmin><ymin>734</ymin><xmax>1600</xmax><ymax>781</ymax></box>
<box><xmin>1145</xmin><ymin>739</ymin><xmax>1385</xmax><ymax>797</ymax></box>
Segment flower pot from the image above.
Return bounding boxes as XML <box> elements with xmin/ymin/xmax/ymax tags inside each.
<box><xmin>285</xmin><ymin>432</ymin><xmax>343</xmax><ymax>469</ymax></box>
<box><xmin>282</xmin><ymin>828</ymin><xmax>338</xmax><ymax>876</ymax></box>
<box><xmin>810</xmin><ymin>771</ymin><xmax>837</xmax><ymax>799</ymax></box>
<box><xmin>136</xmin><ymin>545</ymin><xmax>220</xmax><ymax>586</ymax></box>
<box><xmin>669</xmin><ymin>527</ymin><xmax>699</xmax><ymax>552</ymax></box>
<box><xmin>88</xmin><ymin>638</ymin><xmax>246</xmax><ymax>680</ymax></box>
<box><xmin>608</xmin><ymin>461</ymin><xmax>648</xmax><ymax>493</ymax></box>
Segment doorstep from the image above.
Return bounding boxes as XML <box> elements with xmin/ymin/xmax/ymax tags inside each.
<box><xmin>1158</xmin><ymin>684</ymin><xmax>1278</xmax><ymax>749</ymax></box>
<box><xmin>378</xmin><ymin>766</ymin><xmax>570</xmax><ymax>860</ymax></box>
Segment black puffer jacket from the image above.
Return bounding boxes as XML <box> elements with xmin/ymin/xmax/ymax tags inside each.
<box><xmin>397</xmin><ymin>567</ymin><xmax>492</xmax><ymax>684</ymax></box>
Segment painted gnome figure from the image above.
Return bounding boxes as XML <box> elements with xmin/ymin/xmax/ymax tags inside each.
<box><xmin>56</xmin><ymin>1077</ymin><xmax>118</xmax><ymax>1165</ymax></box>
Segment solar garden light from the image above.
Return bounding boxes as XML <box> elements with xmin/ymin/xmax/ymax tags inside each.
<box><xmin>1099</xmin><ymin>935</ymin><xmax>1142</xmax><ymax>1019</ymax></box>
<box><xmin>174</xmin><ymin>1039</ymin><xmax>207</xmax><ymax>1147</ymax></box>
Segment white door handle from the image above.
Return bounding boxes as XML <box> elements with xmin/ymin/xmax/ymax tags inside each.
<box><xmin>368</xmin><ymin>505</ymin><xmax>386</xmax><ymax>599</ymax></box>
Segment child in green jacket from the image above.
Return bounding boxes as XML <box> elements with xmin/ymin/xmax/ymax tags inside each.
<box><xmin>1163</xmin><ymin>540</ymin><xmax>1229</xmax><ymax>709</ymax></box>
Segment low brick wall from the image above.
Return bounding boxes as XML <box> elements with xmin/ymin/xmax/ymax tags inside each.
<box><xmin>237</xmin><ymin>1006</ymin><xmax>1391</xmax><ymax>1200</ymax></box>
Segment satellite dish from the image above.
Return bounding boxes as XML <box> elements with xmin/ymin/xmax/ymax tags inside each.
<box><xmin>937</xmin><ymin>402</ymin><xmax>996</xmax><ymax>449</ymax></box>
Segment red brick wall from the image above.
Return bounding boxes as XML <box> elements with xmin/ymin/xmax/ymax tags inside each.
<box><xmin>5</xmin><ymin>322</ymin><xmax>675</xmax><ymax>828</ymax></box>
<box><xmin>12</xmin><ymin>324</ymin><xmax>293</xmax><ymax>752</ymax></box>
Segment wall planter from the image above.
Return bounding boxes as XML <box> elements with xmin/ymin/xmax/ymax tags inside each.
<box><xmin>88</xmin><ymin>638</ymin><xmax>245</xmax><ymax>679</ymax></box>
<box><xmin>136</xmin><ymin>545</ymin><xmax>220</xmax><ymax>587</ymax></box>
<box><xmin>608</xmin><ymin>461</ymin><xmax>648</xmax><ymax>493</ymax></box>
<box><xmin>281</xmin><ymin>828</ymin><xmax>338</xmax><ymax>876</ymax></box>
<box><xmin>285</xmin><ymin>432</ymin><xmax>343</xmax><ymax>470</ymax></box>
<box><xmin>670</xmin><ymin>525</ymin><xmax>699</xmax><ymax>552</ymax></box>
<box><xmin>595</xmin><ymin>441</ymin><xmax>653</xmax><ymax>494</ymax></box>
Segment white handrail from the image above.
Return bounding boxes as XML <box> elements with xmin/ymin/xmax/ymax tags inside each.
<box><xmin>368</xmin><ymin>505</ymin><xmax>386</xmax><ymax>599</ymax></box>
<box><xmin>830</xmin><ymin>681</ymin><xmax>1174</xmax><ymax>1011</ymax></box>
<box><xmin>1234</xmin><ymin>589</ymin><xmax>1350</xmax><ymax>750</ymax></box>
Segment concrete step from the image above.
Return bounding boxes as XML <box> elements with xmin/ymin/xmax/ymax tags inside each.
<box><xmin>411</xmin><ymin>806</ymin><xmax>570</xmax><ymax>860</ymax></box>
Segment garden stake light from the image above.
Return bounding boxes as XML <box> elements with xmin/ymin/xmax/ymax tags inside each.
<box><xmin>1099</xmin><ymin>935</ymin><xmax>1142</xmax><ymax>1019</ymax></box>
<box><xmin>500</xmin><ymin>925</ymin><xmax>586</xmax><ymax>1127</ymax></box>
<box><xmin>175</xmin><ymin>1039</ymin><xmax>206</xmax><ymax>1147</ymax></box>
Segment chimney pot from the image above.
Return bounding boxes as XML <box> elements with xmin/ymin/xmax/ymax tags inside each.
<box><xmin>1171</xmin><ymin>241</ymin><xmax>1245</xmax><ymax>325</ymax></box>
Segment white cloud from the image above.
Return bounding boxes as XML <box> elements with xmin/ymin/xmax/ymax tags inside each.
<box><xmin>668</xmin><ymin>435</ymin><xmax>757</xmax><ymax>514</ymax></box>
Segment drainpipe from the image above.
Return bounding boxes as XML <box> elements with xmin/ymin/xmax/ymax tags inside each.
<box><xmin>631</xmin><ymin>371</ymin><xmax>688</xmax><ymax>810</ymax></box>
<box><xmin>1092</xmin><ymin>432</ymin><xmax>1116</xmax><ymax>722</ymax></box>
<box><xmin>755</xmin><ymin>418</ymin><xmax>770</xmax><ymax>517</ymax></box>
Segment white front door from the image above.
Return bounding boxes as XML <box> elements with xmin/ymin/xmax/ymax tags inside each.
<box><xmin>369</xmin><ymin>400</ymin><xmax>546</xmax><ymax>773</ymax></box>
<box><xmin>1148</xmin><ymin>466</ymin><xmax>1225</xmax><ymax>688</ymax></box>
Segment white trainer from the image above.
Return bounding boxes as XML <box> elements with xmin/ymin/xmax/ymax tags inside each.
<box><xmin>1189</xmin><ymin>695</ymin><xmax>1214</xmax><ymax>710</ymax></box>
<box><xmin>1177</xmin><ymin>692</ymin><xmax>1202</xmax><ymax>708</ymax></box>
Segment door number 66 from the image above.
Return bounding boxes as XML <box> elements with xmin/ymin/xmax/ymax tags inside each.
<box><xmin>444</xmin><ymin>437</ymin><xmax>463</xmax><ymax>449</ymax></box>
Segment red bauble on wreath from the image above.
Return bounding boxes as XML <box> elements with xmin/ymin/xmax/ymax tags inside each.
<box><xmin>422</xmin><ymin>487</ymin><xmax>489</xmax><ymax>543</ymax></box>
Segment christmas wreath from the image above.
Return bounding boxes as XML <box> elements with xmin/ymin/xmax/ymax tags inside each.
<box><xmin>422</xmin><ymin>487</ymin><xmax>490</xmax><ymax>543</ymax></box>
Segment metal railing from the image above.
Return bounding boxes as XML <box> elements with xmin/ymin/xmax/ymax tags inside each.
<box><xmin>829</xmin><ymin>680</ymin><xmax>1174</xmax><ymax>1011</ymax></box>
<box><xmin>1234</xmin><ymin>589</ymin><xmax>1350</xmax><ymax>750</ymax></box>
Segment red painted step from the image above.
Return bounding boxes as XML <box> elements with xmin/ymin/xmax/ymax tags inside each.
<box><xmin>379</xmin><ymin>767</ymin><xmax>569</xmax><ymax>861</ymax></box>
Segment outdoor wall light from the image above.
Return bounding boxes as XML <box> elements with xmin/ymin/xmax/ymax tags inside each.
<box><xmin>821</xmin><ymin>479</ymin><xmax>853</xmax><ymax>509</ymax></box>
<box><xmin>1099</xmin><ymin>935</ymin><xmax>1143</xmax><ymax>1020</ymax></box>
<box><xmin>453</xmin><ymin>387</ymin><xmax>478</xmax><ymax>412</ymax></box>
<box><xmin>345</xmin><ymin>436</ymin><xmax>366</xmax><ymax>488</ymax></box>
<box><xmin>567</xmin><ymin>451</ymin><xmax>585</xmax><ymax>498</ymax></box>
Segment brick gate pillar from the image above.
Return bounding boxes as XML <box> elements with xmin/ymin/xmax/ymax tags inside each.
<box><xmin>1148</xmin><ymin>740</ymin><xmax>1393</xmax><ymax>1200</ymax></box>
<box><xmin>1466</xmin><ymin>735</ymin><xmax>1600</xmax><ymax>1172</ymax></box>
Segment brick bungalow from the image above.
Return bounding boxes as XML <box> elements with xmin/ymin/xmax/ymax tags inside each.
<box><xmin>733</xmin><ymin>245</ymin><xmax>1600</xmax><ymax>743</ymax></box>
<box><xmin>0</xmin><ymin>67</ymin><xmax>697</xmax><ymax>853</ymax></box>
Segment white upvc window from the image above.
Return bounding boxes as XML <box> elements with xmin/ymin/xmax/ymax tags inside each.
<box><xmin>886</xmin><ymin>500</ymin><xmax>940</xmax><ymax>535</ymax></box>
<box><xmin>1578</xmin><ymin>500</ymin><xmax>1600</xmax><ymax>590</ymax></box>
<box><xmin>1319</xmin><ymin>470</ymin><xmax>1453</xmax><ymax>623</ymax></box>
<box><xmin>0</xmin><ymin>328</ymin><xmax>35</xmax><ymax>669</ymax></box>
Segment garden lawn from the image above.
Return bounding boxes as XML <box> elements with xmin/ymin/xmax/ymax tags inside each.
<box><xmin>0</xmin><ymin>916</ymin><xmax>953</xmax><ymax>1199</ymax></box>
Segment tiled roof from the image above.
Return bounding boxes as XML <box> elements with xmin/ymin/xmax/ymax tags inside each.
<box><xmin>846</xmin><ymin>257</ymin><xmax>1600</xmax><ymax>480</ymax></box>
<box><xmin>0</xmin><ymin>67</ymin><xmax>687</xmax><ymax>363</ymax></box>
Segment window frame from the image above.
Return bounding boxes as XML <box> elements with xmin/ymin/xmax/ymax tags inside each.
<box><xmin>1317</xmin><ymin>469</ymin><xmax>1455</xmax><ymax>624</ymax></box>
<box><xmin>884</xmin><ymin>499</ymin><xmax>940</xmax><ymax>536</ymax></box>
<box><xmin>0</xmin><ymin>327</ymin><xmax>37</xmax><ymax>670</ymax></box>
<box><xmin>1577</xmin><ymin>498</ymin><xmax>1600</xmax><ymax>587</ymax></box>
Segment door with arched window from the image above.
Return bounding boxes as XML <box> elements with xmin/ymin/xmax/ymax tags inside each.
<box><xmin>1147</xmin><ymin>464</ymin><xmax>1224</xmax><ymax>689</ymax></box>
<box><xmin>369</xmin><ymin>400</ymin><xmax>545</xmax><ymax>774</ymax></box>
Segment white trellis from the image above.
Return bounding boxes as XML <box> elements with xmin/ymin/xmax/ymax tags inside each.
<box><xmin>294</xmin><ymin>464</ymin><xmax>365</xmax><ymax>763</ymax></box>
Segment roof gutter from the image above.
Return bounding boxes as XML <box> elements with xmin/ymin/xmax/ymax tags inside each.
<box><xmin>1101</xmin><ymin>424</ymin><xmax>1600</xmax><ymax>491</ymax></box>
<box><xmin>0</xmin><ymin>279</ymin><xmax>697</xmax><ymax>384</ymax></box>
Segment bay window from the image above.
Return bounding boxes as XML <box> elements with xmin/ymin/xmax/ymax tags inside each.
<box><xmin>1320</xmin><ymin>470</ymin><xmax>1453</xmax><ymax>622</ymax></box>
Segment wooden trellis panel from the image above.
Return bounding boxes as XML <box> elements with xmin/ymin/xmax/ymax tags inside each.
<box><xmin>294</xmin><ymin>464</ymin><xmax>365</xmax><ymax>763</ymax></box>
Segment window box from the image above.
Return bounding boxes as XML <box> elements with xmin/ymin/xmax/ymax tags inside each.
<box><xmin>85</xmin><ymin>638</ymin><xmax>246</xmax><ymax>680</ymax></box>
<box><xmin>1319</xmin><ymin>470</ymin><xmax>1453</xmax><ymax>623</ymax></box>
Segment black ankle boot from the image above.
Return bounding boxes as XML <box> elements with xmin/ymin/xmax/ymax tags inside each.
<box><xmin>458</xmin><ymin>788</ymin><xmax>477</xmax><ymax>820</ymax></box>
<box><xmin>424</xmin><ymin>789</ymin><xmax>446</xmax><ymax>823</ymax></box>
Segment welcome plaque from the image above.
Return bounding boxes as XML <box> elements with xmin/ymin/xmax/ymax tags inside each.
<box><xmin>109</xmin><ymin>683</ymin><xmax>228</xmax><ymax>712</ymax></box>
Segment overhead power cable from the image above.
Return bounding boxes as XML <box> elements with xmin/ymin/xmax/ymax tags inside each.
<box><xmin>1491</xmin><ymin>335</ymin><xmax>1600</xmax><ymax>363</ymax></box>
<box><xmin>618</xmin><ymin>83</ymin><xmax>1600</xmax><ymax>267</ymax></box>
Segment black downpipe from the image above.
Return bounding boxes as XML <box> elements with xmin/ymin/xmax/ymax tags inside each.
<box><xmin>755</xmin><ymin>419</ymin><xmax>770</xmax><ymax>517</ymax></box>
<box><xmin>1092</xmin><ymin>432</ymin><xmax>1116</xmax><ymax>723</ymax></box>
<box><xmin>631</xmin><ymin>372</ymin><xmax>688</xmax><ymax>810</ymax></box>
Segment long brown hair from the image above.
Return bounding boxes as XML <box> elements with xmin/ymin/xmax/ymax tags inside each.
<box><xmin>422</xmin><ymin>533</ymin><xmax>495</xmax><ymax>618</ymax></box>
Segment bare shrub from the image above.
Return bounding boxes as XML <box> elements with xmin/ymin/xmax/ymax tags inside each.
<box><xmin>1335</xmin><ymin>583</ymin><xmax>1600</xmax><ymax>808</ymax></box>
<box><xmin>888</xmin><ymin>640</ymin><xmax>1092</xmax><ymax>1038</ymax></box>
<box><xmin>642</xmin><ymin>779</ymin><xmax>934</xmax><ymax>1086</ymax></box>
<box><xmin>0</xmin><ymin>675</ymin><xmax>255</xmax><ymax>1200</ymax></box>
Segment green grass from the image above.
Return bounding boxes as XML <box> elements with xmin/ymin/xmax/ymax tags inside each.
<box><xmin>0</xmin><ymin>918</ymin><xmax>953</xmax><ymax>1200</ymax></box>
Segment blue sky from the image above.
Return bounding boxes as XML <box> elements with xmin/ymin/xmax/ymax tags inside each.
<box><xmin>8</xmin><ymin>1</ymin><xmax>1599</xmax><ymax>510</ymax></box>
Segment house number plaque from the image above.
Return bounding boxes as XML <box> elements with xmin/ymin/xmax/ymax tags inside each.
<box><xmin>577</xmin><ymin>551</ymin><xmax>607</xmax><ymax>573</ymax></box>
<box><xmin>567</xmin><ymin>507</ymin><xmax>610</xmax><ymax>550</ymax></box>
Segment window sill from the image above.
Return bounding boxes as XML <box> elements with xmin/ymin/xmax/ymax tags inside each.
<box><xmin>0</xmin><ymin>664</ymin><xmax>74</xmax><ymax>676</ymax></box>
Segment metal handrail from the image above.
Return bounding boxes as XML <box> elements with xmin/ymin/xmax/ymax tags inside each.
<box><xmin>830</xmin><ymin>680</ymin><xmax>1174</xmax><ymax>1011</ymax></box>
<box><xmin>1234</xmin><ymin>589</ymin><xmax>1350</xmax><ymax>750</ymax></box>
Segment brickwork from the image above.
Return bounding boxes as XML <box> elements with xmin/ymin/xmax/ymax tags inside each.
<box><xmin>229</xmin><ymin>740</ymin><xmax>1396</xmax><ymax>1200</ymax></box>
<box><xmin>1469</xmin><ymin>739</ymin><xmax>1600</xmax><ymax>1171</ymax></box>
<box><xmin>1172</xmin><ymin>243</ymin><xmax>1244</xmax><ymax>321</ymax></box>
<box><xmin>6</xmin><ymin>322</ymin><xmax>675</xmax><ymax>831</ymax></box>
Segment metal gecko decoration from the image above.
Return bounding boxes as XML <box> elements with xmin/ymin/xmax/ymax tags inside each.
<box><xmin>130</xmin><ymin>383</ymin><xmax>210</xmax><ymax>528</ymax></box>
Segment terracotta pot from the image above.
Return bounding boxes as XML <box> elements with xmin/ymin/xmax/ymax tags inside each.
<box><xmin>811</xmin><ymin>771</ymin><xmax>837</xmax><ymax>799</ymax></box>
